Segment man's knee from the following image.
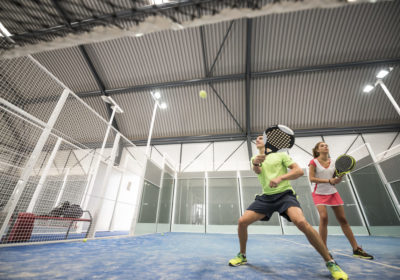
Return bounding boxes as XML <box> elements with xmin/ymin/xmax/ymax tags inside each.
<box><xmin>293</xmin><ymin>218</ymin><xmax>309</xmax><ymax>231</ymax></box>
<box><xmin>238</xmin><ymin>216</ymin><xmax>251</xmax><ymax>228</ymax></box>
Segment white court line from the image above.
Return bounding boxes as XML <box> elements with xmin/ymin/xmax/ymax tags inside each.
<box><xmin>278</xmin><ymin>237</ymin><xmax>400</xmax><ymax>271</ymax></box>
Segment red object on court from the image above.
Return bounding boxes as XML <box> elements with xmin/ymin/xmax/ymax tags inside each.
<box><xmin>7</xmin><ymin>212</ymin><xmax>35</xmax><ymax>242</ymax></box>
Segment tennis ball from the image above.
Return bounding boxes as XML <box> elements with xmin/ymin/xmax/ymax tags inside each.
<box><xmin>83</xmin><ymin>238</ymin><xmax>87</xmax><ymax>242</ymax></box>
<box><xmin>161</xmin><ymin>232</ymin><xmax>164</xmax><ymax>236</ymax></box>
<box><xmin>199</xmin><ymin>90</ymin><xmax>207</xmax><ymax>99</ymax></box>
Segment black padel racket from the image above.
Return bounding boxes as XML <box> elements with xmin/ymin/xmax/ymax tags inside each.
<box><xmin>333</xmin><ymin>154</ymin><xmax>356</xmax><ymax>177</ymax></box>
<box><xmin>263</xmin><ymin>125</ymin><xmax>295</xmax><ymax>155</ymax></box>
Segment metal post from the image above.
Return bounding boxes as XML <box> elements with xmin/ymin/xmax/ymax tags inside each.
<box><xmin>129</xmin><ymin>158</ymin><xmax>148</xmax><ymax>236</ymax></box>
<box><xmin>204</xmin><ymin>172</ymin><xmax>208</xmax><ymax>234</ymax></box>
<box><xmin>53</xmin><ymin>167</ymin><xmax>71</xmax><ymax>208</ymax></box>
<box><xmin>237</xmin><ymin>171</ymin><xmax>244</xmax><ymax>216</ymax></box>
<box><xmin>80</xmin><ymin>105</ymin><xmax>117</xmax><ymax>212</ymax></box>
<box><xmin>129</xmin><ymin>101</ymin><xmax>158</xmax><ymax>235</ymax></box>
<box><xmin>376</xmin><ymin>80</ymin><xmax>400</xmax><ymax>117</ymax></box>
<box><xmin>347</xmin><ymin>173</ymin><xmax>371</xmax><ymax>235</ymax></box>
<box><xmin>170</xmin><ymin>171</ymin><xmax>177</xmax><ymax>232</ymax></box>
<box><xmin>155</xmin><ymin>156</ymin><xmax>166</xmax><ymax>233</ymax></box>
<box><xmin>146</xmin><ymin>102</ymin><xmax>158</xmax><ymax>157</ymax></box>
<box><xmin>26</xmin><ymin>137</ymin><xmax>62</xmax><ymax>213</ymax></box>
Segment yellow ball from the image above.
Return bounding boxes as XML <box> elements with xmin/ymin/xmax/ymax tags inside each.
<box><xmin>199</xmin><ymin>90</ymin><xmax>207</xmax><ymax>99</ymax></box>
<box><xmin>83</xmin><ymin>238</ymin><xmax>87</xmax><ymax>242</ymax></box>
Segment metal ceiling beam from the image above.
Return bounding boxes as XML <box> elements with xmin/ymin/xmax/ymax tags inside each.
<box><xmin>78</xmin><ymin>73</ymin><xmax>245</xmax><ymax>98</ymax></box>
<box><xmin>245</xmin><ymin>18</ymin><xmax>253</xmax><ymax>161</ymax></box>
<box><xmin>51</xmin><ymin>0</ymin><xmax>121</xmax><ymax>137</ymax></box>
<box><xmin>252</xmin><ymin>58</ymin><xmax>400</xmax><ymax>77</ymax></box>
<box><xmin>129</xmin><ymin>124</ymin><xmax>400</xmax><ymax>146</ymax></box>
<box><xmin>291</xmin><ymin>124</ymin><xmax>400</xmax><ymax>137</ymax></box>
<box><xmin>199</xmin><ymin>20</ymin><xmax>243</xmax><ymax>133</ymax></box>
<box><xmin>207</xmin><ymin>20</ymin><xmax>235</xmax><ymax>77</ymax></box>
<box><xmin>79</xmin><ymin>45</ymin><xmax>123</xmax><ymax>164</ymax></box>
<box><xmin>50</xmin><ymin>0</ymin><xmax>124</xmax><ymax>165</ymax></box>
<box><xmin>75</xmin><ymin>58</ymin><xmax>400</xmax><ymax>98</ymax></box>
<box><xmin>79</xmin><ymin>46</ymin><xmax>121</xmax><ymax>131</ymax></box>
<box><xmin>199</xmin><ymin>26</ymin><xmax>209</xmax><ymax>77</ymax></box>
<box><xmin>209</xmin><ymin>83</ymin><xmax>244</xmax><ymax>132</ymax></box>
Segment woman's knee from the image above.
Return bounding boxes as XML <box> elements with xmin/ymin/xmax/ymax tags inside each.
<box><xmin>319</xmin><ymin>215</ymin><xmax>328</xmax><ymax>226</ymax></box>
<box><xmin>337</xmin><ymin>216</ymin><xmax>348</xmax><ymax>225</ymax></box>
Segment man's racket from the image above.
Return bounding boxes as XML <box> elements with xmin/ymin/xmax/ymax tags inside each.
<box><xmin>263</xmin><ymin>125</ymin><xmax>295</xmax><ymax>155</ymax></box>
<box><xmin>333</xmin><ymin>154</ymin><xmax>356</xmax><ymax>177</ymax></box>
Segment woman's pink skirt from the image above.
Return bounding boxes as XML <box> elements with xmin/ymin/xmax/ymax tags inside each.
<box><xmin>312</xmin><ymin>192</ymin><xmax>344</xmax><ymax>206</ymax></box>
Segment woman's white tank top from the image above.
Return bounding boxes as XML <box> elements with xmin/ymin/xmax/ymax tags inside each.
<box><xmin>309</xmin><ymin>158</ymin><xmax>337</xmax><ymax>195</ymax></box>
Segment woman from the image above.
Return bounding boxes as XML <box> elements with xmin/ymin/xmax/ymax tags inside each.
<box><xmin>309</xmin><ymin>142</ymin><xmax>373</xmax><ymax>259</ymax></box>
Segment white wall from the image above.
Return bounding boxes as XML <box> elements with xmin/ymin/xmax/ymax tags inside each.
<box><xmin>145</xmin><ymin>132</ymin><xmax>399</xmax><ymax>171</ymax></box>
<box><xmin>110</xmin><ymin>172</ymin><xmax>140</xmax><ymax>231</ymax></box>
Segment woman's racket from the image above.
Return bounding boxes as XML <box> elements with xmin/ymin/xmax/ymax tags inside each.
<box><xmin>333</xmin><ymin>154</ymin><xmax>356</xmax><ymax>177</ymax></box>
<box><xmin>263</xmin><ymin>125</ymin><xmax>295</xmax><ymax>155</ymax></box>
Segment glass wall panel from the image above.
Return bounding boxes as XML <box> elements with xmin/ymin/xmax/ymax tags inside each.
<box><xmin>240</xmin><ymin>176</ymin><xmax>281</xmax><ymax>234</ymax></box>
<box><xmin>328</xmin><ymin>179</ymin><xmax>364</xmax><ymax>226</ymax></box>
<box><xmin>135</xmin><ymin>180</ymin><xmax>160</xmax><ymax>235</ymax></box>
<box><xmin>207</xmin><ymin>177</ymin><xmax>240</xmax><ymax>233</ymax></box>
<box><xmin>156</xmin><ymin>172</ymin><xmax>174</xmax><ymax>233</ymax></box>
<box><xmin>379</xmin><ymin>154</ymin><xmax>400</xmax><ymax>211</ymax></box>
<box><xmin>325</xmin><ymin>178</ymin><xmax>363</xmax><ymax>226</ymax></box>
<box><xmin>173</xmin><ymin>178</ymin><xmax>205</xmax><ymax>232</ymax></box>
<box><xmin>391</xmin><ymin>181</ymin><xmax>400</xmax><ymax>203</ymax></box>
<box><xmin>325</xmin><ymin>177</ymin><xmax>368</xmax><ymax>235</ymax></box>
<box><xmin>379</xmin><ymin>154</ymin><xmax>400</xmax><ymax>183</ymax></box>
<box><xmin>350</xmin><ymin>164</ymin><xmax>400</xmax><ymax>236</ymax></box>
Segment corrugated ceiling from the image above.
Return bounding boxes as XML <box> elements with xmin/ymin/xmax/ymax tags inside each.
<box><xmin>1</xmin><ymin>1</ymin><xmax>400</xmax><ymax>145</ymax></box>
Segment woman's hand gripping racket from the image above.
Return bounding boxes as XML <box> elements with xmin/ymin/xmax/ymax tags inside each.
<box><xmin>263</xmin><ymin>125</ymin><xmax>295</xmax><ymax>155</ymax></box>
<box><xmin>333</xmin><ymin>154</ymin><xmax>356</xmax><ymax>178</ymax></box>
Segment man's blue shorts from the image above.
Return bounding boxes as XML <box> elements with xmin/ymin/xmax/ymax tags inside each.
<box><xmin>247</xmin><ymin>190</ymin><xmax>301</xmax><ymax>222</ymax></box>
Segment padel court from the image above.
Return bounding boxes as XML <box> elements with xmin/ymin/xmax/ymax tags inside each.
<box><xmin>1</xmin><ymin>233</ymin><xmax>400</xmax><ymax>279</ymax></box>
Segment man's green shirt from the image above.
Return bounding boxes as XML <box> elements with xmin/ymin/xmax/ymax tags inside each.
<box><xmin>252</xmin><ymin>152</ymin><xmax>295</xmax><ymax>195</ymax></box>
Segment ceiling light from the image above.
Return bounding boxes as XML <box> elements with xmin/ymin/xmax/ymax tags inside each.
<box><xmin>152</xmin><ymin>91</ymin><xmax>161</xmax><ymax>100</ymax></box>
<box><xmin>111</xmin><ymin>105</ymin><xmax>124</xmax><ymax>114</ymax></box>
<box><xmin>151</xmin><ymin>0</ymin><xmax>168</xmax><ymax>5</ymax></box>
<box><xmin>376</xmin><ymin>69</ymin><xmax>390</xmax><ymax>79</ymax></box>
<box><xmin>363</xmin><ymin>84</ymin><xmax>374</xmax><ymax>93</ymax></box>
<box><xmin>101</xmin><ymin>95</ymin><xmax>118</xmax><ymax>106</ymax></box>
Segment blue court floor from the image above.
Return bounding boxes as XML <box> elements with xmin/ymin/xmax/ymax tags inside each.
<box><xmin>0</xmin><ymin>232</ymin><xmax>399</xmax><ymax>279</ymax></box>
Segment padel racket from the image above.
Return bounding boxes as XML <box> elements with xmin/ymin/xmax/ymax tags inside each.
<box><xmin>263</xmin><ymin>125</ymin><xmax>295</xmax><ymax>155</ymax></box>
<box><xmin>333</xmin><ymin>154</ymin><xmax>356</xmax><ymax>177</ymax></box>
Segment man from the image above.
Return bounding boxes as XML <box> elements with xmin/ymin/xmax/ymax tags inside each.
<box><xmin>229</xmin><ymin>135</ymin><xmax>349</xmax><ymax>280</ymax></box>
